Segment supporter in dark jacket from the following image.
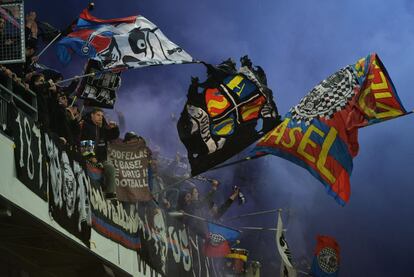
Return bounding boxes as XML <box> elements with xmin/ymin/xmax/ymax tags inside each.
<box><xmin>49</xmin><ymin>92</ymin><xmax>80</xmax><ymax>146</ymax></box>
<box><xmin>80</xmin><ymin>108</ymin><xmax>119</xmax><ymax>162</ymax></box>
<box><xmin>29</xmin><ymin>73</ymin><xmax>56</xmax><ymax>129</ymax></box>
<box><xmin>80</xmin><ymin>108</ymin><xmax>119</xmax><ymax>199</ymax></box>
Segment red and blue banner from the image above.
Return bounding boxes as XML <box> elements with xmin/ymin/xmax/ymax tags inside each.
<box><xmin>87</xmin><ymin>164</ymin><xmax>142</xmax><ymax>250</ymax></box>
<box><xmin>253</xmin><ymin>53</ymin><xmax>407</xmax><ymax>205</ymax></box>
<box><xmin>311</xmin><ymin>235</ymin><xmax>340</xmax><ymax>277</ymax></box>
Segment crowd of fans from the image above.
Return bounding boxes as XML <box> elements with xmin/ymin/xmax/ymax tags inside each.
<box><xmin>0</xmin><ymin>9</ymin><xmax>245</xmax><ymax>225</ymax></box>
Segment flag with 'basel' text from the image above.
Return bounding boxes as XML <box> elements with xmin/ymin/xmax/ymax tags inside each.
<box><xmin>253</xmin><ymin>53</ymin><xmax>407</xmax><ymax>205</ymax></box>
<box><xmin>108</xmin><ymin>140</ymin><xmax>152</xmax><ymax>202</ymax></box>
<box><xmin>311</xmin><ymin>235</ymin><xmax>340</xmax><ymax>277</ymax></box>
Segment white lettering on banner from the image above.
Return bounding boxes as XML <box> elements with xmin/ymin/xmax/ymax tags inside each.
<box><xmin>190</xmin><ymin>235</ymin><xmax>202</xmax><ymax>277</ymax></box>
<box><xmin>45</xmin><ymin>134</ymin><xmax>63</xmax><ymax>208</ymax></box>
<box><xmin>23</xmin><ymin>117</ymin><xmax>34</xmax><ymax>180</ymax></box>
<box><xmin>15</xmin><ymin>113</ymin><xmax>24</xmax><ymax>167</ymax></box>
<box><xmin>169</xmin><ymin>226</ymin><xmax>181</xmax><ymax>263</ymax></box>
<box><xmin>61</xmin><ymin>152</ymin><xmax>77</xmax><ymax>218</ymax></box>
<box><xmin>31</xmin><ymin>126</ymin><xmax>43</xmax><ymax>189</ymax></box>
<box><xmin>168</xmin><ymin>225</ymin><xmax>192</xmax><ymax>272</ymax></box>
<box><xmin>15</xmin><ymin>114</ymin><xmax>47</xmax><ymax>191</ymax></box>
<box><xmin>110</xmin><ymin>149</ymin><xmax>148</xmax><ymax>160</ymax></box>
<box><xmin>110</xmin><ymin>147</ymin><xmax>150</xmax><ymax>190</ymax></box>
<box><xmin>90</xmin><ymin>185</ymin><xmax>139</xmax><ymax>234</ymax></box>
<box><xmin>45</xmin><ymin>134</ymin><xmax>91</xmax><ymax>222</ymax></box>
<box><xmin>74</xmin><ymin>161</ymin><xmax>92</xmax><ymax>230</ymax></box>
<box><xmin>144</xmin><ymin>209</ymin><xmax>168</xmax><ymax>274</ymax></box>
<box><xmin>179</xmin><ymin>228</ymin><xmax>191</xmax><ymax>271</ymax></box>
<box><xmin>187</xmin><ymin>104</ymin><xmax>225</xmax><ymax>154</ymax></box>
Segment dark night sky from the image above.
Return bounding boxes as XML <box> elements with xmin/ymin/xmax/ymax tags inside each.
<box><xmin>27</xmin><ymin>1</ymin><xmax>414</xmax><ymax>276</ymax></box>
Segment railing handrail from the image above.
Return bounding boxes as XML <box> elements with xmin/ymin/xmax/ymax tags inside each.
<box><xmin>0</xmin><ymin>82</ymin><xmax>37</xmax><ymax>118</ymax></box>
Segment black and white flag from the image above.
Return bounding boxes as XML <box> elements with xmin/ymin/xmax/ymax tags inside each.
<box><xmin>77</xmin><ymin>60</ymin><xmax>121</xmax><ymax>109</ymax></box>
<box><xmin>276</xmin><ymin>210</ymin><xmax>296</xmax><ymax>274</ymax></box>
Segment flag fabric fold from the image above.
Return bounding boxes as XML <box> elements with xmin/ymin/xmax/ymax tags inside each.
<box><xmin>311</xmin><ymin>235</ymin><xmax>340</xmax><ymax>277</ymax></box>
<box><xmin>253</xmin><ymin>53</ymin><xmax>407</xmax><ymax>205</ymax></box>
<box><xmin>204</xmin><ymin>223</ymin><xmax>240</xmax><ymax>257</ymax></box>
<box><xmin>178</xmin><ymin>58</ymin><xmax>281</xmax><ymax>175</ymax></box>
<box><xmin>57</xmin><ymin>9</ymin><xmax>194</xmax><ymax>69</ymax></box>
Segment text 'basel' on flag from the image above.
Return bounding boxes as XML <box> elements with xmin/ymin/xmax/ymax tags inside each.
<box><xmin>253</xmin><ymin>53</ymin><xmax>407</xmax><ymax>205</ymax></box>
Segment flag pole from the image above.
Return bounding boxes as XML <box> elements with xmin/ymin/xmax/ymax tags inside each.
<box><xmin>296</xmin><ymin>270</ymin><xmax>312</xmax><ymax>276</ymax></box>
<box><xmin>206</xmin><ymin>154</ymin><xmax>264</xmax><ymax>172</ymax></box>
<box><xmin>151</xmin><ymin>154</ymin><xmax>265</xmax><ymax>196</ymax></box>
<box><xmin>239</xmin><ymin>226</ymin><xmax>287</xmax><ymax>231</ymax></box>
<box><xmin>168</xmin><ymin>211</ymin><xmax>241</xmax><ymax>232</ymax></box>
<box><xmin>35</xmin><ymin>33</ymin><xmax>61</xmax><ymax>61</ymax></box>
<box><xmin>34</xmin><ymin>2</ymin><xmax>95</xmax><ymax>61</ymax></box>
<box><xmin>55</xmin><ymin>72</ymin><xmax>97</xmax><ymax>85</ymax></box>
<box><xmin>225</xmin><ymin>208</ymin><xmax>279</xmax><ymax>222</ymax></box>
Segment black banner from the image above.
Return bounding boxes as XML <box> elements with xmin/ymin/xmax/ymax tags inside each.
<box><xmin>77</xmin><ymin>59</ymin><xmax>121</xmax><ymax>109</ymax></box>
<box><xmin>136</xmin><ymin>203</ymin><xmax>219</xmax><ymax>277</ymax></box>
<box><xmin>88</xmin><ymin>168</ymin><xmax>141</xmax><ymax>250</ymax></box>
<box><xmin>177</xmin><ymin>60</ymin><xmax>280</xmax><ymax>175</ymax></box>
<box><xmin>45</xmin><ymin>133</ymin><xmax>92</xmax><ymax>246</ymax></box>
<box><xmin>12</xmin><ymin>108</ymin><xmax>91</xmax><ymax>245</ymax></box>
<box><xmin>12</xmin><ymin>108</ymin><xmax>48</xmax><ymax>200</ymax></box>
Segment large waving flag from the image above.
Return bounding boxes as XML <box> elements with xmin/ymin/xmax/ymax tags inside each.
<box><xmin>276</xmin><ymin>210</ymin><xmax>297</xmax><ymax>277</ymax></box>
<box><xmin>178</xmin><ymin>59</ymin><xmax>280</xmax><ymax>175</ymax></box>
<box><xmin>204</xmin><ymin>223</ymin><xmax>241</xmax><ymax>257</ymax></box>
<box><xmin>253</xmin><ymin>53</ymin><xmax>407</xmax><ymax>205</ymax></box>
<box><xmin>311</xmin><ymin>235</ymin><xmax>340</xmax><ymax>277</ymax></box>
<box><xmin>57</xmin><ymin>9</ymin><xmax>194</xmax><ymax>68</ymax></box>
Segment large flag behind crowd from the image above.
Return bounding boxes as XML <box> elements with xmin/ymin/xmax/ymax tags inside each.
<box><xmin>311</xmin><ymin>235</ymin><xmax>340</xmax><ymax>277</ymax></box>
<box><xmin>57</xmin><ymin>9</ymin><xmax>194</xmax><ymax>69</ymax></box>
<box><xmin>253</xmin><ymin>53</ymin><xmax>407</xmax><ymax>205</ymax></box>
<box><xmin>178</xmin><ymin>59</ymin><xmax>281</xmax><ymax>175</ymax></box>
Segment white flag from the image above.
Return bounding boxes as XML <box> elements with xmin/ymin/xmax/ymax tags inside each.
<box><xmin>97</xmin><ymin>15</ymin><xmax>194</xmax><ymax>69</ymax></box>
<box><xmin>280</xmin><ymin>260</ymin><xmax>297</xmax><ymax>277</ymax></box>
<box><xmin>276</xmin><ymin>210</ymin><xmax>295</xmax><ymax>269</ymax></box>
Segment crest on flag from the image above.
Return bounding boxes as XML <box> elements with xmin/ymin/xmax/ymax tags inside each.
<box><xmin>178</xmin><ymin>57</ymin><xmax>280</xmax><ymax>175</ymax></box>
<box><xmin>253</xmin><ymin>53</ymin><xmax>407</xmax><ymax>205</ymax></box>
<box><xmin>311</xmin><ymin>235</ymin><xmax>340</xmax><ymax>277</ymax></box>
<box><xmin>204</xmin><ymin>223</ymin><xmax>241</xmax><ymax>257</ymax></box>
<box><xmin>57</xmin><ymin>9</ymin><xmax>194</xmax><ymax>69</ymax></box>
<box><xmin>290</xmin><ymin>66</ymin><xmax>358</xmax><ymax>125</ymax></box>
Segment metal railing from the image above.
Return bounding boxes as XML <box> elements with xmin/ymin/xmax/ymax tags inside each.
<box><xmin>0</xmin><ymin>75</ymin><xmax>37</xmax><ymax>135</ymax></box>
<box><xmin>0</xmin><ymin>0</ymin><xmax>25</xmax><ymax>64</ymax></box>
